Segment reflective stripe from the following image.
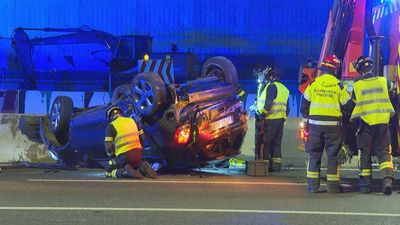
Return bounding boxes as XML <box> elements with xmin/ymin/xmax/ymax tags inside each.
<box><xmin>111</xmin><ymin>169</ymin><xmax>117</xmax><ymax>178</ymax></box>
<box><xmin>307</xmin><ymin>171</ymin><xmax>319</xmax><ymax>179</ymax></box>
<box><xmin>260</xmin><ymin>108</ymin><xmax>268</xmax><ymax>114</ymax></box>
<box><xmin>114</xmin><ymin>132</ymin><xmax>139</xmax><ymax>143</ymax></box>
<box><xmin>351</xmin><ymin>109</ymin><xmax>395</xmax><ymax>119</ymax></box>
<box><xmin>105</xmin><ymin>137</ymin><xmax>113</xmax><ymax>142</ymax></box>
<box><xmin>327</xmin><ymin>174</ymin><xmax>340</xmax><ymax>181</ymax></box>
<box><xmin>266</xmin><ymin>109</ymin><xmax>286</xmax><ymax>115</ymax></box>
<box><xmin>361</xmin><ymin>87</ymin><xmax>383</xmax><ymax>95</ymax></box>
<box><xmin>108</xmin><ymin>159</ymin><xmax>115</xmax><ymax>166</ymax></box>
<box><xmin>356</xmin><ymin>98</ymin><xmax>392</xmax><ymax>106</ymax></box>
<box><xmin>340</xmin><ymin>95</ymin><xmax>351</xmax><ymax>105</ymax></box>
<box><xmin>272</xmin><ymin>102</ymin><xmax>287</xmax><ymax>107</ymax></box>
<box><xmin>138</xmin><ymin>129</ymin><xmax>144</xmax><ymax>135</ymax></box>
<box><xmin>308</xmin><ymin>119</ymin><xmax>340</xmax><ymax>126</ymax></box>
<box><xmin>303</xmin><ymin>93</ymin><xmax>310</xmax><ymax>101</ymax></box>
<box><xmin>115</xmin><ymin>141</ymin><xmax>141</xmax><ymax>150</ymax></box>
<box><xmin>272</xmin><ymin>157</ymin><xmax>282</xmax><ymax>163</ymax></box>
<box><xmin>379</xmin><ymin>161</ymin><xmax>394</xmax><ymax>170</ymax></box>
<box><xmin>310</xmin><ymin>103</ymin><xmax>340</xmax><ymax>110</ymax></box>
<box><xmin>306</xmin><ymin>161</ymin><xmax>319</xmax><ymax>178</ymax></box>
<box><xmin>360</xmin><ymin>169</ymin><xmax>372</xmax><ymax>176</ymax></box>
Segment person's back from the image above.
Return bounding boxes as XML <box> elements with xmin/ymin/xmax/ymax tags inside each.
<box><xmin>350</xmin><ymin>56</ymin><xmax>395</xmax><ymax>195</ymax></box>
<box><xmin>301</xmin><ymin>54</ymin><xmax>350</xmax><ymax>194</ymax></box>
<box><xmin>104</xmin><ymin>106</ymin><xmax>156</xmax><ymax>179</ymax></box>
<box><xmin>351</xmin><ymin>76</ymin><xmax>394</xmax><ymax>125</ymax></box>
<box><xmin>110</xmin><ymin>116</ymin><xmax>142</xmax><ymax>156</ymax></box>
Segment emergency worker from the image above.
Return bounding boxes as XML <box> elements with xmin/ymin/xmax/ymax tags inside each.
<box><xmin>104</xmin><ymin>106</ymin><xmax>157</xmax><ymax>179</ymax></box>
<box><xmin>301</xmin><ymin>55</ymin><xmax>352</xmax><ymax>193</ymax></box>
<box><xmin>252</xmin><ymin>67</ymin><xmax>290</xmax><ymax>172</ymax></box>
<box><xmin>350</xmin><ymin>56</ymin><xmax>395</xmax><ymax>195</ymax></box>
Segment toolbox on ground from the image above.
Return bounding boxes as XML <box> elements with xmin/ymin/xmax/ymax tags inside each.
<box><xmin>245</xmin><ymin>160</ymin><xmax>269</xmax><ymax>176</ymax></box>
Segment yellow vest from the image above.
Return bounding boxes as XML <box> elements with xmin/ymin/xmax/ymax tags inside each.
<box><xmin>304</xmin><ymin>74</ymin><xmax>350</xmax><ymax>118</ymax></box>
<box><xmin>350</xmin><ymin>76</ymin><xmax>394</xmax><ymax>125</ymax></box>
<box><xmin>111</xmin><ymin>117</ymin><xmax>142</xmax><ymax>156</ymax></box>
<box><xmin>267</xmin><ymin>82</ymin><xmax>289</xmax><ymax>119</ymax></box>
<box><xmin>256</xmin><ymin>82</ymin><xmax>268</xmax><ymax>112</ymax></box>
<box><xmin>256</xmin><ymin>82</ymin><xmax>289</xmax><ymax>119</ymax></box>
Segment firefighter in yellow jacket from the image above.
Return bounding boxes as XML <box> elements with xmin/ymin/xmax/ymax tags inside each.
<box><xmin>300</xmin><ymin>55</ymin><xmax>352</xmax><ymax>193</ymax></box>
<box><xmin>254</xmin><ymin>67</ymin><xmax>290</xmax><ymax>172</ymax></box>
<box><xmin>351</xmin><ymin>56</ymin><xmax>395</xmax><ymax>195</ymax></box>
<box><xmin>103</xmin><ymin>106</ymin><xmax>157</xmax><ymax>179</ymax></box>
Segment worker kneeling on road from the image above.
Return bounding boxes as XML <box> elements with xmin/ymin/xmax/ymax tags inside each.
<box><xmin>301</xmin><ymin>55</ymin><xmax>352</xmax><ymax>193</ymax></box>
<box><xmin>103</xmin><ymin>106</ymin><xmax>157</xmax><ymax>179</ymax></box>
<box><xmin>350</xmin><ymin>56</ymin><xmax>395</xmax><ymax>195</ymax></box>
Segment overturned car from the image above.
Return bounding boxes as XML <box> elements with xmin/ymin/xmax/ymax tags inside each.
<box><xmin>40</xmin><ymin>57</ymin><xmax>248</xmax><ymax>168</ymax></box>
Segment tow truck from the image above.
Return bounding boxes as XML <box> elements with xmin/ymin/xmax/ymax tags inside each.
<box><xmin>298</xmin><ymin>0</ymin><xmax>399</xmax><ymax>157</ymax></box>
<box><xmin>9</xmin><ymin>26</ymin><xmax>152</xmax><ymax>92</ymax></box>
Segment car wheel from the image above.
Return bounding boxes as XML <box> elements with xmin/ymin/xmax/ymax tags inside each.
<box><xmin>111</xmin><ymin>84</ymin><xmax>132</xmax><ymax>103</ymax></box>
<box><xmin>131</xmin><ymin>72</ymin><xmax>167</xmax><ymax>116</ymax></box>
<box><xmin>50</xmin><ymin>96</ymin><xmax>73</xmax><ymax>144</ymax></box>
<box><xmin>201</xmin><ymin>56</ymin><xmax>238</xmax><ymax>85</ymax></box>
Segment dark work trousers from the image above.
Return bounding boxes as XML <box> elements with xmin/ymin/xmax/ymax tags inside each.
<box><xmin>261</xmin><ymin>118</ymin><xmax>285</xmax><ymax>171</ymax></box>
<box><xmin>357</xmin><ymin>122</ymin><xmax>394</xmax><ymax>187</ymax></box>
<box><xmin>305</xmin><ymin>124</ymin><xmax>342</xmax><ymax>189</ymax></box>
<box><xmin>104</xmin><ymin>149</ymin><xmax>142</xmax><ymax>178</ymax></box>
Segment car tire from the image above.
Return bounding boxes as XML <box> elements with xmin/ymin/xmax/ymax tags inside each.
<box><xmin>50</xmin><ymin>96</ymin><xmax>73</xmax><ymax>144</ymax></box>
<box><xmin>111</xmin><ymin>84</ymin><xmax>132</xmax><ymax>103</ymax></box>
<box><xmin>200</xmin><ymin>56</ymin><xmax>238</xmax><ymax>85</ymax></box>
<box><xmin>131</xmin><ymin>72</ymin><xmax>167</xmax><ymax>116</ymax></box>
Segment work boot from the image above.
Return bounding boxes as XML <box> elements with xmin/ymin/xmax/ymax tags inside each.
<box><xmin>104</xmin><ymin>171</ymin><xmax>113</xmax><ymax>178</ymax></box>
<box><xmin>307</xmin><ymin>185</ymin><xmax>319</xmax><ymax>193</ymax></box>
<box><xmin>105</xmin><ymin>169</ymin><xmax>117</xmax><ymax>178</ymax></box>
<box><xmin>327</xmin><ymin>181</ymin><xmax>343</xmax><ymax>194</ymax></box>
<box><xmin>359</xmin><ymin>186</ymin><xmax>370</xmax><ymax>194</ymax></box>
<box><xmin>307</xmin><ymin>178</ymin><xmax>320</xmax><ymax>193</ymax></box>
<box><xmin>382</xmin><ymin>177</ymin><xmax>393</xmax><ymax>195</ymax></box>
<box><xmin>139</xmin><ymin>161</ymin><xmax>157</xmax><ymax>179</ymax></box>
<box><xmin>272</xmin><ymin>163</ymin><xmax>281</xmax><ymax>172</ymax></box>
<box><xmin>129</xmin><ymin>169</ymin><xmax>144</xmax><ymax>179</ymax></box>
<box><xmin>123</xmin><ymin>165</ymin><xmax>143</xmax><ymax>179</ymax></box>
<box><xmin>359</xmin><ymin>175</ymin><xmax>371</xmax><ymax>194</ymax></box>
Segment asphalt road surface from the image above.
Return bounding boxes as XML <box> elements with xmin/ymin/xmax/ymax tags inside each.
<box><xmin>0</xmin><ymin>166</ymin><xmax>399</xmax><ymax>225</ymax></box>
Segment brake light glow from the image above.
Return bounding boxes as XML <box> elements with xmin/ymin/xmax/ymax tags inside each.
<box><xmin>298</xmin><ymin>122</ymin><xmax>308</xmax><ymax>142</ymax></box>
<box><xmin>175</xmin><ymin>124</ymin><xmax>191</xmax><ymax>144</ymax></box>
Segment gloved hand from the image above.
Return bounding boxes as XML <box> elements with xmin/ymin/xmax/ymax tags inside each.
<box><xmin>337</xmin><ymin>144</ymin><xmax>352</xmax><ymax>165</ymax></box>
<box><xmin>249</xmin><ymin>104</ymin><xmax>257</xmax><ymax>112</ymax></box>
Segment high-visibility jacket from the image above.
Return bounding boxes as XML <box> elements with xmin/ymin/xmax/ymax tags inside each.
<box><xmin>256</xmin><ymin>82</ymin><xmax>268</xmax><ymax>113</ymax></box>
<box><xmin>110</xmin><ymin>117</ymin><xmax>142</xmax><ymax>156</ymax></box>
<box><xmin>256</xmin><ymin>81</ymin><xmax>290</xmax><ymax>119</ymax></box>
<box><xmin>350</xmin><ymin>76</ymin><xmax>395</xmax><ymax>125</ymax></box>
<box><xmin>303</xmin><ymin>74</ymin><xmax>350</xmax><ymax>125</ymax></box>
<box><xmin>267</xmin><ymin>82</ymin><xmax>289</xmax><ymax>119</ymax></box>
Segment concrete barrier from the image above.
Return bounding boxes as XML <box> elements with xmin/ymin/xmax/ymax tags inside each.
<box><xmin>0</xmin><ymin>113</ymin><xmax>322</xmax><ymax>168</ymax></box>
<box><xmin>0</xmin><ymin>114</ymin><xmax>52</xmax><ymax>163</ymax></box>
